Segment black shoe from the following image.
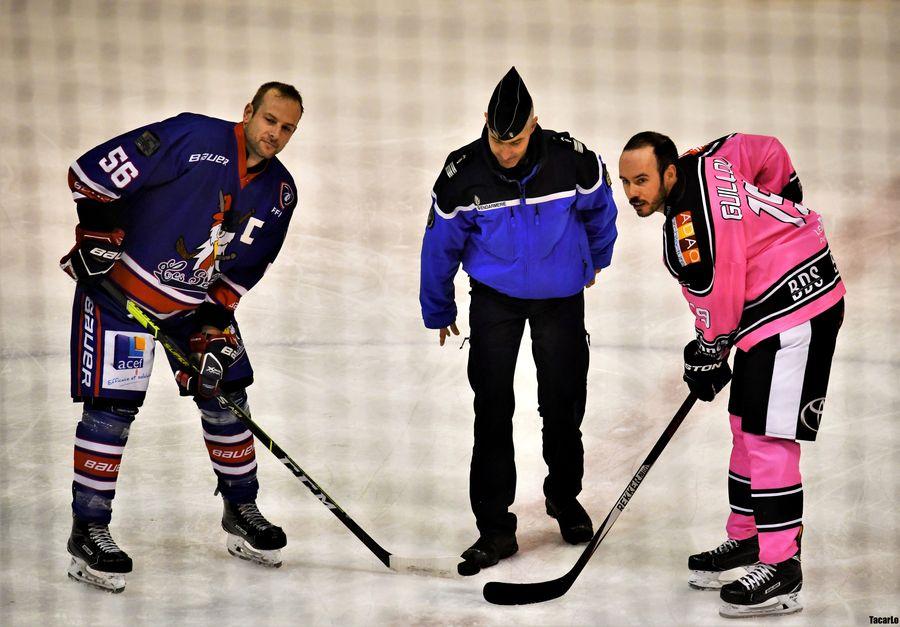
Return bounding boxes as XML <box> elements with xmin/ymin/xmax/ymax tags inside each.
<box><xmin>719</xmin><ymin>555</ymin><xmax>803</xmax><ymax>617</ymax></box>
<box><xmin>546</xmin><ymin>498</ymin><xmax>593</xmax><ymax>544</ymax></box>
<box><xmin>460</xmin><ymin>534</ymin><xmax>518</xmax><ymax>569</ymax></box>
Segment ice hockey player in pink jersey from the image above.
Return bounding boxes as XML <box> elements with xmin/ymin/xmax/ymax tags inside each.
<box><xmin>619</xmin><ymin>132</ymin><xmax>845</xmax><ymax>618</ymax></box>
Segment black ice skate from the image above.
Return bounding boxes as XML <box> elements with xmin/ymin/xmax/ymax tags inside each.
<box><xmin>688</xmin><ymin>536</ymin><xmax>759</xmax><ymax>590</ymax></box>
<box><xmin>67</xmin><ymin>517</ymin><xmax>133</xmax><ymax>593</ymax></box>
<box><xmin>546</xmin><ymin>498</ymin><xmax>593</xmax><ymax>544</ymax></box>
<box><xmin>222</xmin><ymin>500</ymin><xmax>287</xmax><ymax>567</ymax></box>
<box><xmin>719</xmin><ymin>555</ymin><xmax>803</xmax><ymax>618</ymax></box>
<box><xmin>459</xmin><ymin>533</ymin><xmax>518</xmax><ymax>573</ymax></box>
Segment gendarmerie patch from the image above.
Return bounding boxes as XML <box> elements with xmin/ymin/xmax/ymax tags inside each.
<box><xmin>603</xmin><ymin>163</ymin><xmax>612</xmax><ymax>187</ymax></box>
<box><xmin>134</xmin><ymin>130</ymin><xmax>161</xmax><ymax>157</ymax></box>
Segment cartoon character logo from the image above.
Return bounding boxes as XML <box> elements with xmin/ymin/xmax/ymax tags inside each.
<box><xmin>175</xmin><ymin>190</ymin><xmax>236</xmax><ymax>278</ymax></box>
<box><xmin>155</xmin><ymin>190</ymin><xmax>254</xmax><ymax>292</ymax></box>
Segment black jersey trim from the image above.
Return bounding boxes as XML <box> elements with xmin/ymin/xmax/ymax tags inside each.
<box><xmin>735</xmin><ymin>246</ymin><xmax>841</xmax><ymax>342</ymax></box>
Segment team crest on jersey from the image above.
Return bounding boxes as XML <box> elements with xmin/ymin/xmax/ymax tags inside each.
<box><xmin>280</xmin><ymin>182</ymin><xmax>294</xmax><ymax>209</ymax></box>
<box><xmin>673</xmin><ymin>211</ymin><xmax>701</xmax><ymax>266</ymax></box>
<box><xmin>156</xmin><ymin>190</ymin><xmax>250</xmax><ymax>293</ymax></box>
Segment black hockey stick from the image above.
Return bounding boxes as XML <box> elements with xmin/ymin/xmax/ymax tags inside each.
<box><xmin>97</xmin><ymin>279</ymin><xmax>459</xmax><ymax>578</ymax></box>
<box><xmin>482</xmin><ymin>393</ymin><xmax>698</xmax><ymax>604</ymax></box>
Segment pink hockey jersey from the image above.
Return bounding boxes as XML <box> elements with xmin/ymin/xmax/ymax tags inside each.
<box><xmin>663</xmin><ymin>134</ymin><xmax>845</xmax><ymax>357</ymax></box>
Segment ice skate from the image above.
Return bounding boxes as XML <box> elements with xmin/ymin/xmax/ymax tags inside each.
<box><xmin>719</xmin><ymin>555</ymin><xmax>803</xmax><ymax>618</ymax></box>
<box><xmin>222</xmin><ymin>500</ymin><xmax>287</xmax><ymax>567</ymax></box>
<box><xmin>66</xmin><ymin>517</ymin><xmax>132</xmax><ymax>593</ymax></box>
<box><xmin>688</xmin><ymin>536</ymin><xmax>759</xmax><ymax>590</ymax></box>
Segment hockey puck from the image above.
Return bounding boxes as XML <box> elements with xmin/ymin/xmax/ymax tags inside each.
<box><xmin>457</xmin><ymin>560</ymin><xmax>481</xmax><ymax>577</ymax></box>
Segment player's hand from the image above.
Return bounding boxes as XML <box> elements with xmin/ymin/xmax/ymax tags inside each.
<box><xmin>439</xmin><ymin>322</ymin><xmax>460</xmax><ymax>346</ymax></box>
<box><xmin>586</xmin><ymin>268</ymin><xmax>602</xmax><ymax>288</ymax></box>
<box><xmin>177</xmin><ymin>331</ymin><xmax>244</xmax><ymax>398</ymax></box>
<box><xmin>59</xmin><ymin>226</ymin><xmax>125</xmax><ymax>283</ymax></box>
<box><xmin>683</xmin><ymin>340</ymin><xmax>732</xmax><ymax>401</ymax></box>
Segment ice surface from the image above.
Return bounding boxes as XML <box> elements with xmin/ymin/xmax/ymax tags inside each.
<box><xmin>0</xmin><ymin>1</ymin><xmax>897</xmax><ymax>625</ymax></box>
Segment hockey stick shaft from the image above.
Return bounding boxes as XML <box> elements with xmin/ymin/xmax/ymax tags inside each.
<box><xmin>483</xmin><ymin>393</ymin><xmax>698</xmax><ymax>605</ymax></box>
<box><xmin>97</xmin><ymin>280</ymin><xmax>402</xmax><ymax>569</ymax></box>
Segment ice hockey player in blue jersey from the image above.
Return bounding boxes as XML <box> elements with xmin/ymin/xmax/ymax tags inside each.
<box><xmin>61</xmin><ymin>82</ymin><xmax>303</xmax><ymax>592</ymax></box>
<box><xmin>420</xmin><ymin>67</ymin><xmax>618</xmax><ymax>573</ymax></box>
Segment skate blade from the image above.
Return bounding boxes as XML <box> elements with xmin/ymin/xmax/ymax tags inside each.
<box><xmin>67</xmin><ymin>557</ymin><xmax>126</xmax><ymax>593</ymax></box>
<box><xmin>719</xmin><ymin>592</ymin><xmax>802</xmax><ymax>618</ymax></box>
<box><xmin>688</xmin><ymin>567</ymin><xmax>750</xmax><ymax>590</ymax></box>
<box><xmin>226</xmin><ymin>534</ymin><xmax>282</xmax><ymax>568</ymax></box>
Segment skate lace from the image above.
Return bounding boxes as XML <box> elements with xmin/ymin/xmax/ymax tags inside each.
<box><xmin>88</xmin><ymin>523</ymin><xmax>123</xmax><ymax>554</ymax></box>
<box><xmin>711</xmin><ymin>538</ymin><xmax>739</xmax><ymax>555</ymax></box>
<box><xmin>737</xmin><ymin>563</ymin><xmax>776</xmax><ymax>590</ymax></box>
<box><xmin>237</xmin><ymin>503</ymin><xmax>272</xmax><ymax>530</ymax></box>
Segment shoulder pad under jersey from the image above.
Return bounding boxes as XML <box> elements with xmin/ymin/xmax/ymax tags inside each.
<box><xmin>680</xmin><ymin>133</ymin><xmax>736</xmax><ymax>158</ymax></box>
<box><xmin>549</xmin><ymin>131</ymin><xmax>586</xmax><ymax>154</ymax></box>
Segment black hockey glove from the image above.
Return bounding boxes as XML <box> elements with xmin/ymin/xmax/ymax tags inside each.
<box><xmin>60</xmin><ymin>225</ymin><xmax>125</xmax><ymax>283</ymax></box>
<box><xmin>176</xmin><ymin>331</ymin><xmax>243</xmax><ymax>398</ymax></box>
<box><xmin>683</xmin><ymin>340</ymin><xmax>732</xmax><ymax>402</ymax></box>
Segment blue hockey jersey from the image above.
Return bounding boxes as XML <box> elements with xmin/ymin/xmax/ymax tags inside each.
<box><xmin>68</xmin><ymin>113</ymin><xmax>297</xmax><ymax>318</ymax></box>
<box><xmin>419</xmin><ymin>127</ymin><xmax>618</xmax><ymax>329</ymax></box>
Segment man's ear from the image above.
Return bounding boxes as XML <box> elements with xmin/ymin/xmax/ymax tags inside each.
<box><xmin>242</xmin><ymin>103</ymin><xmax>254</xmax><ymax>124</ymax></box>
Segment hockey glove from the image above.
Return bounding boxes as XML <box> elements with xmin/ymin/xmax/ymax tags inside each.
<box><xmin>60</xmin><ymin>226</ymin><xmax>125</xmax><ymax>283</ymax></box>
<box><xmin>176</xmin><ymin>331</ymin><xmax>243</xmax><ymax>398</ymax></box>
<box><xmin>683</xmin><ymin>340</ymin><xmax>732</xmax><ymax>402</ymax></box>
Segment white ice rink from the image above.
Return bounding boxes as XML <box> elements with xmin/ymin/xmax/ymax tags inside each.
<box><xmin>1</xmin><ymin>1</ymin><xmax>897</xmax><ymax>625</ymax></box>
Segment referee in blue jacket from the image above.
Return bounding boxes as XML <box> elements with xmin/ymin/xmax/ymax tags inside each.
<box><xmin>419</xmin><ymin>67</ymin><xmax>618</xmax><ymax>571</ymax></box>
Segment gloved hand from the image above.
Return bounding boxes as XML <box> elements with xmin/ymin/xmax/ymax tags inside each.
<box><xmin>683</xmin><ymin>340</ymin><xmax>732</xmax><ymax>402</ymax></box>
<box><xmin>60</xmin><ymin>225</ymin><xmax>126</xmax><ymax>283</ymax></box>
<box><xmin>176</xmin><ymin>331</ymin><xmax>243</xmax><ymax>398</ymax></box>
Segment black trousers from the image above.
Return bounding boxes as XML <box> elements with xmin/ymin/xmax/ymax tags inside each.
<box><xmin>467</xmin><ymin>280</ymin><xmax>590</xmax><ymax>536</ymax></box>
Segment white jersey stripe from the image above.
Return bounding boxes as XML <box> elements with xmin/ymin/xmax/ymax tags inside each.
<box><xmin>70</xmin><ymin>161</ymin><xmax>121</xmax><ymax>200</ymax></box>
<box><xmin>752</xmin><ymin>487</ymin><xmax>803</xmax><ymax>498</ymax></box>
<box><xmin>756</xmin><ymin>518</ymin><xmax>803</xmax><ymax>530</ymax></box>
<box><xmin>120</xmin><ymin>254</ymin><xmax>205</xmax><ymax>305</ymax></box>
<box><xmin>203</xmin><ymin>429</ymin><xmax>253</xmax><ymax>444</ymax></box>
<box><xmin>74</xmin><ymin>437</ymin><xmax>125</xmax><ymax>455</ymax></box>
<box><xmin>211</xmin><ymin>460</ymin><xmax>258</xmax><ymax>475</ymax></box>
<box><xmin>73</xmin><ymin>474</ymin><xmax>117</xmax><ymax>491</ymax></box>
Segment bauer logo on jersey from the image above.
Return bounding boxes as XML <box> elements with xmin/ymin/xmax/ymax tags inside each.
<box><xmin>673</xmin><ymin>211</ymin><xmax>701</xmax><ymax>266</ymax></box>
<box><xmin>102</xmin><ymin>331</ymin><xmax>154</xmax><ymax>391</ymax></box>
<box><xmin>279</xmin><ymin>182</ymin><xmax>294</xmax><ymax>209</ymax></box>
<box><xmin>113</xmin><ymin>334</ymin><xmax>147</xmax><ymax>370</ymax></box>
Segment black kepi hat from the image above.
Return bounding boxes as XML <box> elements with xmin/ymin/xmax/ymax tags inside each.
<box><xmin>487</xmin><ymin>66</ymin><xmax>533</xmax><ymax>140</ymax></box>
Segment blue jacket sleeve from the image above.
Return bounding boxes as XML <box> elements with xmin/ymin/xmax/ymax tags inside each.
<box><xmin>575</xmin><ymin>153</ymin><xmax>618</xmax><ymax>270</ymax></box>
<box><xmin>419</xmin><ymin>192</ymin><xmax>474</xmax><ymax>329</ymax></box>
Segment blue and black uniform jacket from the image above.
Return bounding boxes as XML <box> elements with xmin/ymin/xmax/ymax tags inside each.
<box><xmin>419</xmin><ymin>126</ymin><xmax>618</xmax><ymax>329</ymax></box>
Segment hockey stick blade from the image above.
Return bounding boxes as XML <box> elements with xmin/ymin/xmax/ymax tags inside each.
<box><xmin>483</xmin><ymin>394</ymin><xmax>698</xmax><ymax>605</ymax></box>
<box><xmin>389</xmin><ymin>555</ymin><xmax>461</xmax><ymax>578</ymax></box>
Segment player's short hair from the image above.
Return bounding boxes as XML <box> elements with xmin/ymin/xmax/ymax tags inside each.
<box><xmin>250</xmin><ymin>82</ymin><xmax>304</xmax><ymax>116</ymax></box>
<box><xmin>623</xmin><ymin>131</ymin><xmax>678</xmax><ymax>178</ymax></box>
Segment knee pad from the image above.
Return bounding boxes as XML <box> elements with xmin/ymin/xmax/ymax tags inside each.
<box><xmin>197</xmin><ymin>389</ymin><xmax>250</xmax><ymax>426</ymax></box>
<box><xmin>80</xmin><ymin>399</ymin><xmax>138</xmax><ymax>439</ymax></box>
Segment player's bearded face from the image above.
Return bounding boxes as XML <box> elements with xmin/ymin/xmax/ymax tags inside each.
<box><xmin>243</xmin><ymin>91</ymin><xmax>302</xmax><ymax>163</ymax></box>
<box><xmin>618</xmin><ymin>147</ymin><xmax>668</xmax><ymax>218</ymax></box>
